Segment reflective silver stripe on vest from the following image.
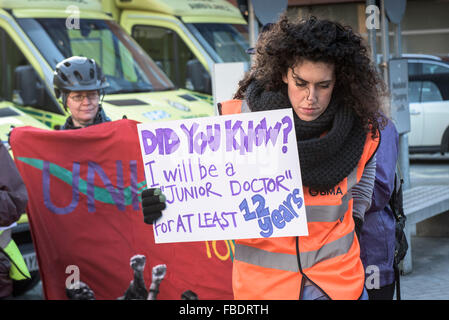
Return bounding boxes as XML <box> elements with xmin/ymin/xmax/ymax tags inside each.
<box><xmin>299</xmin><ymin>231</ymin><xmax>354</xmax><ymax>270</ymax></box>
<box><xmin>0</xmin><ymin>229</ymin><xmax>12</xmax><ymax>249</ymax></box>
<box><xmin>305</xmin><ymin>192</ymin><xmax>351</xmax><ymax>222</ymax></box>
<box><xmin>235</xmin><ymin>231</ymin><xmax>355</xmax><ymax>272</ymax></box>
<box><xmin>235</xmin><ymin>242</ymin><xmax>299</xmax><ymax>273</ymax></box>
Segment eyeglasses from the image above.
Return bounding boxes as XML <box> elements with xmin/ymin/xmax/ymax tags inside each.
<box><xmin>69</xmin><ymin>92</ymin><xmax>100</xmax><ymax>102</ymax></box>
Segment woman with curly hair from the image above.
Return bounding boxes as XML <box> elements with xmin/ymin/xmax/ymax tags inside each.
<box><xmin>141</xmin><ymin>15</ymin><xmax>388</xmax><ymax>300</ymax></box>
<box><xmin>218</xmin><ymin>15</ymin><xmax>387</xmax><ymax>300</ymax></box>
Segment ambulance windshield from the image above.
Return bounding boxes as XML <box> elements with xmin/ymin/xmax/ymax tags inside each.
<box><xmin>186</xmin><ymin>23</ymin><xmax>250</xmax><ymax>64</ymax></box>
<box><xmin>16</xmin><ymin>18</ymin><xmax>175</xmax><ymax>94</ymax></box>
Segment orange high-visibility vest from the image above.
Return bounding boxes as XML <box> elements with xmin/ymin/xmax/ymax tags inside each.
<box><xmin>220</xmin><ymin>99</ymin><xmax>379</xmax><ymax>300</ymax></box>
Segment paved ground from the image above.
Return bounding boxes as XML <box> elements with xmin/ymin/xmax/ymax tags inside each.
<box><xmin>399</xmin><ymin>154</ymin><xmax>449</xmax><ymax>299</ymax></box>
<box><xmin>400</xmin><ymin>236</ymin><xmax>449</xmax><ymax>300</ymax></box>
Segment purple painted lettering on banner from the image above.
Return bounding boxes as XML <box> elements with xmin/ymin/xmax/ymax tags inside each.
<box><xmin>238</xmin><ymin>188</ymin><xmax>303</xmax><ymax>238</ymax></box>
<box><xmin>224</xmin><ymin>118</ymin><xmax>284</xmax><ymax>154</ymax></box>
<box><xmin>183</xmin><ymin>213</ymin><xmax>194</xmax><ymax>232</ymax></box>
<box><xmin>224</xmin><ymin>211</ymin><xmax>238</xmax><ymax>228</ymax></box>
<box><xmin>198</xmin><ymin>158</ymin><xmax>219</xmax><ymax>180</ymax></box>
<box><xmin>43</xmin><ymin>161</ymin><xmax>80</xmax><ymax>214</ymax></box>
<box><xmin>181</xmin><ymin>123</ymin><xmax>221</xmax><ymax>154</ymax></box>
<box><xmin>163</xmin><ymin>128</ymin><xmax>180</xmax><ymax>154</ymax></box>
<box><xmin>193</xmin><ymin>124</ymin><xmax>221</xmax><ymax>154</ymax></box>
<box><xmin>280</xmin><ymin>204</ymin><xmax>295</xmax><ymax>222</ymax></box>
<box><xmin>282</xmin><ymin>193</ymin><xmax>299</xmax><ymax>218</ymax></box>
<box><xmin>281</xmin><ymin>115</ymin><xmax>293</xmax><ymax>153</ymax></box>
<box><xmin>196</xmin><ymin>211</ymin><xmax>238</xmax><ymax>230</ymax></box>
<box><xmin>245</xmin><ymin>120</ymin><xmax>254</xmax><ymax>153</ymax></box>
<box><xmin>263</xmin><ymin>118</ymin><xmax>282</xmax><ymax>147</ymax></box>
<box><xmin>180</xmin><ymin>122</ymin><xmax>199</xmax><ymax>154</ymax></box>
<box><xmin>87</xmin><ymin>161</ymin><xmax>125</xmax><ymax>212</ymax></box>
<box><xmin>229</xmin><ymin>174</ymin><xmax>291</xmax><ymax>196</ymax></box>
<box><xmin>141</xmin><ymin>128</ymin><xmax>180</xmax><ymax>155</ymax></box>
<box><xmin>176</xmin><ymin>215</ymin><xmax>187</xmax><ymax>233</ymax></box>
<box><xmin>154</xmin><ymin>219</ymin><xmax>174</xmax><ymax>236</ymax></box>
<box><xmin>254</xmin><ymin>120</ymin><xmax>267</xmax><ymax>146</ymax></box>
<box><xmin>162</xmin><ymin>160</ymin><xmax>194</xmax><ymax>184</ymax></box>
<box><xmin>206</xmin><ymin>124</ymin><xmax>221</xmax><ymax>151</ymax></box>
<box><xmin>163</xmin><ymin>182</ymin><xmax>222</xmax><ymax>204</ymax></box>
<box><xmin>225</xmin><ymin>119</ymin><xmax>243</xmax><ymax>153</ymax></box>
<box><xmin>141</xmin><ymin>129</ymin><xmax>159</xmax><ymax>155</ymax></box>
<box><xmin>258</xmin><ymin>217</ymin><xmax>273</xmax><ymax>237</ymax></box>
<box><xmin>145</xmin><ymin>160</ymin><xmax>159</xmax><ymax>187</ymax></box>
<box><xmin>129</xmin><ymin>160</ymin><xmax>140</xmax><ymax>211</ymax></box>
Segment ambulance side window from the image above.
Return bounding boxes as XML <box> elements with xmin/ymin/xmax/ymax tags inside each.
<box><xmin>0</xmin><ymin>28</ymin><xmax>28</xmax><ymax>100</ymax></box>
<box><xmin>0</xmin><ymin>27</ymin><xmax>60</xmax><ymax>113</ymax></box>
<box><xmin>0</xmin><ymin>29</ymin><xmax>4</xmax><ymax>99</ymax></box>
<box><xmin>132</xmin><ymin>25</ymin><xmax>197</xmax><ymax>91</ymax></box>
<box><xmin>1</xmin><ymin>29</ymin><xmax>15</xmax><ymax>99</ymax></box>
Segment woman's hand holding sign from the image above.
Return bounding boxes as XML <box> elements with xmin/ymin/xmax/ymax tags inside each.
<box><xmin>142</xmin><ymin>188</ymin><xmax>167</xmax><ymax>224</ymax></box>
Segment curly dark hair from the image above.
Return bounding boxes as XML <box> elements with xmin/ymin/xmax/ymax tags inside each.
<box><xmin>235</xmin><ymin>15</ymin><xmax>387</xmax><ymax>136</ymax></box>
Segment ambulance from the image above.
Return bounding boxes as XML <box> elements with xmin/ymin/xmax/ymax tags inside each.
<box><xmin>0</xmin><ymin>0</ymin><xmax>216</xmax><ymax>130</ymax></box>
<box><xmin>101</xmin><ymin>0</ymin><xmax>251</xmax><ymax>103</ymax></box>
<box><xmin>0</xmin><ymin>0</ymin><xmax>216</xmax><ymax>295</ymax></box>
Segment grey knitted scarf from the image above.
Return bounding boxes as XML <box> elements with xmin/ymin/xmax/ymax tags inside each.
<box><xmin>245</xmin><ymin>80</ymin><xmax>367</xmax><ymax>191</ymax></box>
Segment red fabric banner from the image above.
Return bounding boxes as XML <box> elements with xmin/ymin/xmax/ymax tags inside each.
<box><xmin>10</xmin><ymin>119</ymin><xmax>233</xmax><ymax>300</ymax></box>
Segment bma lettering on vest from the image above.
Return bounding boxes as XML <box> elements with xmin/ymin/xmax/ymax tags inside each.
<box><xmin>309</xmin><ymin>187</ymin><xmax>343</xmax><ymax>197</ymax></box>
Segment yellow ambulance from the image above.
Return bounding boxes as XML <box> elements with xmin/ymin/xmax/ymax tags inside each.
<box><xmin>0</xmin><ymin>0</ymin><xmax>216</xmax><ymax>131</ymax></box>
<box><xmin>102</xmin><ymin>0</ymin><xmax>251</xmax><ymax>103</ymax></box>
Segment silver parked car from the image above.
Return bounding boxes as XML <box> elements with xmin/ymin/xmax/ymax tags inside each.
<box><xmin>405</xmin><ymin>54</ymin><xmax>449</xmax><ymax>154</ymax></box>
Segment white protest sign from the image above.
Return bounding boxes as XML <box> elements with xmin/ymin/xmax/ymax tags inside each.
<box><xmin>137</xmin><ymin>109</ymin><xmax>308</xmax><ymax>243</ymax></box>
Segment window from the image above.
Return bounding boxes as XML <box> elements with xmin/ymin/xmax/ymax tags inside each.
<box><xmin>408</xmin><ymin>81</ymin><xmax>422</xmax><ymax>103</ymax></box>
<box><xmin>408</xmin><ymin>61</ymin><xmax>449</xmax><ymax>77</ymax></box>
<box><xmin>408</xmin><ymin>62</ymin><xmax>421</xmax><ymax>76</ymax></box>
<box><xmin>186</xmin><ymin>23</ymin><xmax>250</xmax><ymax>64</ymax></box>
<box><xmin>422</xmin><ymin>63</ymin><xmax>449</xmax><ymax>75</ymax></box>
<box><xmin>421</xmin><ymin>81</ymin><xmax>443</xmax><ymax>102</ymax></box>
<box><xmin>132</xmin><ymin>25</ymin><xmax>195</xmax><ymax>91</ymax></box>
<box><xmin>0</xmin><ymin>27</ymin><xmax>60</xmax><ymax>113</ymax></box>
<box><xmin>409</xmin><ymin>80</ymin><xmax>444</xmax><ymax>103</ymax></box>
<box><xmin>0</xmin><ymin>28</ymin><xmax>29</xmax><ymax>101</ymax></box>
<box><xmin>17</xmin><ymin>18</ymin><xmax>173</xmax><ymax>94</ymax></box>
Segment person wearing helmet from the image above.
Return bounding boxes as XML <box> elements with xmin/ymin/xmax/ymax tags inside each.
<box><xmin>53</xmin><ymin>56</ymin><xmax>110</xmax><ymax>130</ymax></box>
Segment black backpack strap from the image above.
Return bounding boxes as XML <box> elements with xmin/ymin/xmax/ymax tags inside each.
<box><xmin>390</xmin><ymin>171</ymin><xmax>404</xmax><ymax>222</ymax></box>
<box><xmin>390</xmin><ymin>164</ymin><xmax>409</xmax><ymax>300</ymax></box>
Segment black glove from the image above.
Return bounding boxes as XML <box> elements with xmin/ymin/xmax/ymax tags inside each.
<box><xmin>141</xmin><ymin>188</ymin><xmax>166</xmax><ymax>224</ymax></box>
